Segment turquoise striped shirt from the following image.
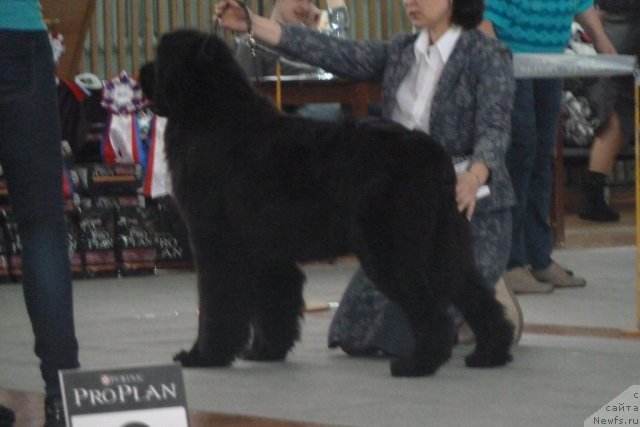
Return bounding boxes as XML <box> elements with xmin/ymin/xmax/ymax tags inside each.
<box><xmin>0</xmin><ymin>0</ymin><xmax>45</xmax><ymax>31</ymax></box>
<box><xmin>484</xmin><ymin>0</ymin><xmax>593</xmax><ymax>53</ymax></box>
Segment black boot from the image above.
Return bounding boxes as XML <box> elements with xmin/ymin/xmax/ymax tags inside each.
<box><xmin>578</xmin><ymin>171</ymin><xmax>620</xmax><ymax>222</ymax></box>
<box><xmin>44</xmin><ymin>395</ymin><xmax>65</xmax><ymax>427</ymax></box>
<box><xmin>0</xmin><ymin>404</ymin><xmax>15</xmax><ymax>427</ymax></box>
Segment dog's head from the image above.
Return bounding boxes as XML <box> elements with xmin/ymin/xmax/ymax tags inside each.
<box><xmin>153</xmin><ymin>29</ymin><xmax>252</xmax><ymax>122</ymax></box>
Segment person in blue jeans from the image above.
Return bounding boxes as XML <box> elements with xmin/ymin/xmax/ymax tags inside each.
<box><xmin>0</xmin><ymin>1</ymin><xmax>80</xmax><ymax>425</ymax></box>
<box><xmin>480</xmin><ymin>0</ymin><xmax>616</xmax><ymax>294</ymax></box>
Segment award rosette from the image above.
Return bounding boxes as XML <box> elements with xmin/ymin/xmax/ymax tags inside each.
<box><xmin>101</xmin><ymin>71</ymin><xmax>146</xmax><ymax>115</ymax></box>
<box><xmin>101</xmin><ymin>72</ymin><xmax>147</xmax><ymax>166</ymax></box>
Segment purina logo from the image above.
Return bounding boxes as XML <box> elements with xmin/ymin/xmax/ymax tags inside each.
<box><xmin>100</xmin><ymin>373</ymin><xmax>145</xmax><ymax>387</ymax></box>
<box><xmin>585</xmin><ymin>385</ymin><xmax>640</xmax><ymax>426</ymax></box>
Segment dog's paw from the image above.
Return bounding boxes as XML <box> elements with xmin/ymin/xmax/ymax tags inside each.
<box><xmin>464</xmin><ymin>347</ymin><xmax>513</xmax><ymax>368</ymax></box>
<box><xmin>389</xmin><ymin>357</ymin><xmax>440</xmax><ymax>377</ymax></box>
<box><xmin>173</xmin><ymin>350</ymin><xmax>197</xmax><ymax>366</ymax></box>
<box><xmin>241</xmin><ymin>346</ymin><xmax>288</xmax><ymax>362</ymax></box>
<box><xmin>173</xmin><ymin>348</ymin><xmax>233</xmax><ymax>367</ymax></box>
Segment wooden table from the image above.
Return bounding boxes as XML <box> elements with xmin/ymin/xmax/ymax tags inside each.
<box><xmin>256</xmin><ymin>74</ymin><xmax>382</xmax><ymax>118</ymax></box>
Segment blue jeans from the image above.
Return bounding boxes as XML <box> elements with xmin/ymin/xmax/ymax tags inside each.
<box><xmin>0</xmin><ymin>30</ymin><xmax>79</xmax><ymax>396</ymax></box>
<box><xmin>506</xmin><ymin>78</ymin><xmax>563</xmax><ymax>271</ymax></box>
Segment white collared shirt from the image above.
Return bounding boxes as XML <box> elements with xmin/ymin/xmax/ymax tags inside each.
<box><xmin>391</xmin><ymin>25</ymin><xmax>462</xmax><ymax>134</ymax></box>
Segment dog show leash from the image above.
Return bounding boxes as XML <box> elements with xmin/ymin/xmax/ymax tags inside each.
<box><xmin>216</xmin><ymin>1</ymin><xmax>284</xmax><ymax>110</ymax></box>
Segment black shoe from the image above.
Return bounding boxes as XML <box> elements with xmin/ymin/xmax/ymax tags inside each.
<box><xmin>44</xmin><ymin>395</ymin><xmax>65</xmax><ymax>427</ymax></box>
<box><xmin>0</xmin><ymin>404</ymin><xmax>15</xmax><ymax>427</ymax></box>
<box><xmin>578</xmin><ymin>171</ymin><xmax>620</xmax><ymax>222</ymax></box>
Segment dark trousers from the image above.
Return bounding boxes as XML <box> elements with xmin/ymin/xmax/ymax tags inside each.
<box><xmin>603</xmin><ymin>11</ymin><xmax>640</xmax><ymax>142</ymax></box>
<box><xmin>0</xmin><ymin>30</ymin><xmax>79</xmax><ymax>396</ymax></box>
<box><xmin>506</xmin><ymin>78</ymin><xmax>563</xmax><ymax>270</ymax></box>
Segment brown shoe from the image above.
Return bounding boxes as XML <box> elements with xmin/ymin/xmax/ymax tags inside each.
<box><xmin>504</xmin><ymin>267</ymin><xmax>554</xmax><ymax>294</ymax></box>
<box><xmin>494</xmin><ymin>278</ymin><xmax>524</xmax><ymax>345</ymax></box>
<box><xmin>531</xmin><ymin>262</ymin><xmax>587</xmax><ymax>288</ymax></box>
<box><xmin>457</xmin><ymin>321</ymin><xmax>475</xmax><ymax>345</ymax></box>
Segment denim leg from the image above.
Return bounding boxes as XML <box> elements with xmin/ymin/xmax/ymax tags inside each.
<box><xmin>0</xmin><ymin>31</ymin><xmax>79</xmax><ymax>396</ymax></box>
<box><xmin>524</xmin><ymin>78</ymin><xmax>563</xmax><ymax>270</ymax></box>
<box><xmin>505</xmin><ymin>80</ymin><xmax>536</xmax><ymax>269</ymax></box>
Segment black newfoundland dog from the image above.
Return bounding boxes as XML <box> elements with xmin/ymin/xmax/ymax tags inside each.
<box><xmin>153</xmin><ymin>29</ymin><xmax>513</xmax><ymax>377</ymax></box>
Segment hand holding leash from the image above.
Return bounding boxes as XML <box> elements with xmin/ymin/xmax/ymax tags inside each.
<box><xmin>214</xmin><ymin>0</ymin><xmax>251</xmax><ymax>33</ymax></box>
<box><xmin>304</xmin><ymin>3</ymin><xmax>323</xmax><ymax>29</ymax></box>
<box><xmin>214</xmin><ymin>0</ymin><xmax>284</xmax><ymax>46</ymax></box>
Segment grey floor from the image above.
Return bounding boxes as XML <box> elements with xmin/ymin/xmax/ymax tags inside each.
<box><xmin>0</xmin><ymin>246</ymin><xmax>638</xmax><ymax>427</ymax></box>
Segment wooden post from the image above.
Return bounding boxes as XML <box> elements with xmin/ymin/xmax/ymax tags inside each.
<box><xmin>634</xmin><ymin>68</ymin><xmax>640</xmax><ymax>329</ymax></box>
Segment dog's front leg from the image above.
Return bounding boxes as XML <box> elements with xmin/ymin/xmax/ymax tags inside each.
<box><xmin>174</xmin><ymin>230</ymin><xmax>256</xmax><ymax>367</ymax></box>
<box><xmin>241</xmin><ymin>261</ymin><xmax>305</xmax><ymax>362</ymax></box>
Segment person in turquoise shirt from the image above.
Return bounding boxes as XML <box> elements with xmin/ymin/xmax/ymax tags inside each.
<box><xmin>0</xmin><ymin>1</ymin><xmax>80</xmax><ymax>425</ymax></box>
<box><xmin>0</xmin><ymin>0</ymin><xmax>46</xmax><ymax>30</ymax></box>
<box><xmin>479</xmin><ymin>1</ymin><xmax>616</xmax><ymax>294</ymax></box>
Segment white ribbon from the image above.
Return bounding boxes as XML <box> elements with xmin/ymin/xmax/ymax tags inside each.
<box><xmin>143</xmin><ymin>116</ymin><xmax>172</xmax><ymax>198</ymax></box>
<box><xmin>102</xmin><ymin>113</ymin><xmax>144</xmax><ymax>165</ymax></box>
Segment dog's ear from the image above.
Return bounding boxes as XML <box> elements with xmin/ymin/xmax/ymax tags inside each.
<box><xmin>154</xmin><ymin>30</ymin><xmax>204</xmax><ymax>120</ymax></box>
<box><xmin>138</xmin><ymin>61</ymin><xmax>156</xmax><ymax>102</ymax></box>
<box><xmin>154</xmin><ymin>30</ymin><xmax>254</xmax><ymax>121</ymax></box>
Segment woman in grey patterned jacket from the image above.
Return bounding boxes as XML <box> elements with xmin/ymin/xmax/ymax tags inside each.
<box><xmin>215</xmin><ymin>0</ymin><xmax>521</xmax><ymax>357</ymax></box>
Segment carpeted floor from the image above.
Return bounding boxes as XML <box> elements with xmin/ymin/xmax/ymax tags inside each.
<box><xmin>0</xmin><ymin>233</ymin><xmax>638</xmax><ymax>426</ymax></box>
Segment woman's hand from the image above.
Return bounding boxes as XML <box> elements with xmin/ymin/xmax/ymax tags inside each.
<box><xmin>214</xmin><ymin>0</ymin><xmax>251</xmax><ymax>33</ymax></box>
<box><xmin>214</xmin><ymin>0</ymin><xmax>284</xmax><ymax>46</ymax></box>
<box><xmin>456</xmin><ymin>162</ymin><xmax>489</xmax><ymax>220</ymax></box>
<box><xmin>304</xmin><ymin>3</ymin><xmax>323</xmax><ymax>29</ymax></box>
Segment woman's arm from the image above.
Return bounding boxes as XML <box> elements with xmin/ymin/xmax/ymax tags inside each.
<box><xmin>575</xmin><ymin>6</ymin><xmax>617</xmax><ymax>54</ymax></box>
<box><xmin>277</xmin><ymin>25</ymin><xmax>390</xmax><ymax>82</ymax></box>
<box><xmin>457</xmin><ymin>39</ymin><xmax>514</xmax><ymax>218</ymax></box>
<box><xmin>215</xmin><ymin>0</ymin><xmax>391</xmax><ymax>81</ymax></box>
<box><xmin>472</xmin><ymin>42</ymin><xmax>514</xmax><ymax>176</ymax></box>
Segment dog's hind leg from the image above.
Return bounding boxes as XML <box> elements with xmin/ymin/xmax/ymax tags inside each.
<box><xmin>174</xmin><ymin>230</ymin><xmax>256</xmax><ymax>367</ymax></box>
<box><xmin>387</xmin><ymin>300</ymin><xmax>456</xmax><ymax>377</ymax></box>
<box><xmin>242</xmin><ymin>262</ymin><xmax>305</xmax><ymax>362</ymax></box>
<box><xmin>352</xmin><ymin>187</ymin><xmax>455</xmax><ymax>376</ymax></box>
<box><xmin>452</xmin><ymin>267</ymin><xmax>514</xmax><ymax>368</ymax></box>
<box><xmin>355</xmin><ymin>235</ymin><xmax>456</xmax><ymax>376</ymax></box>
